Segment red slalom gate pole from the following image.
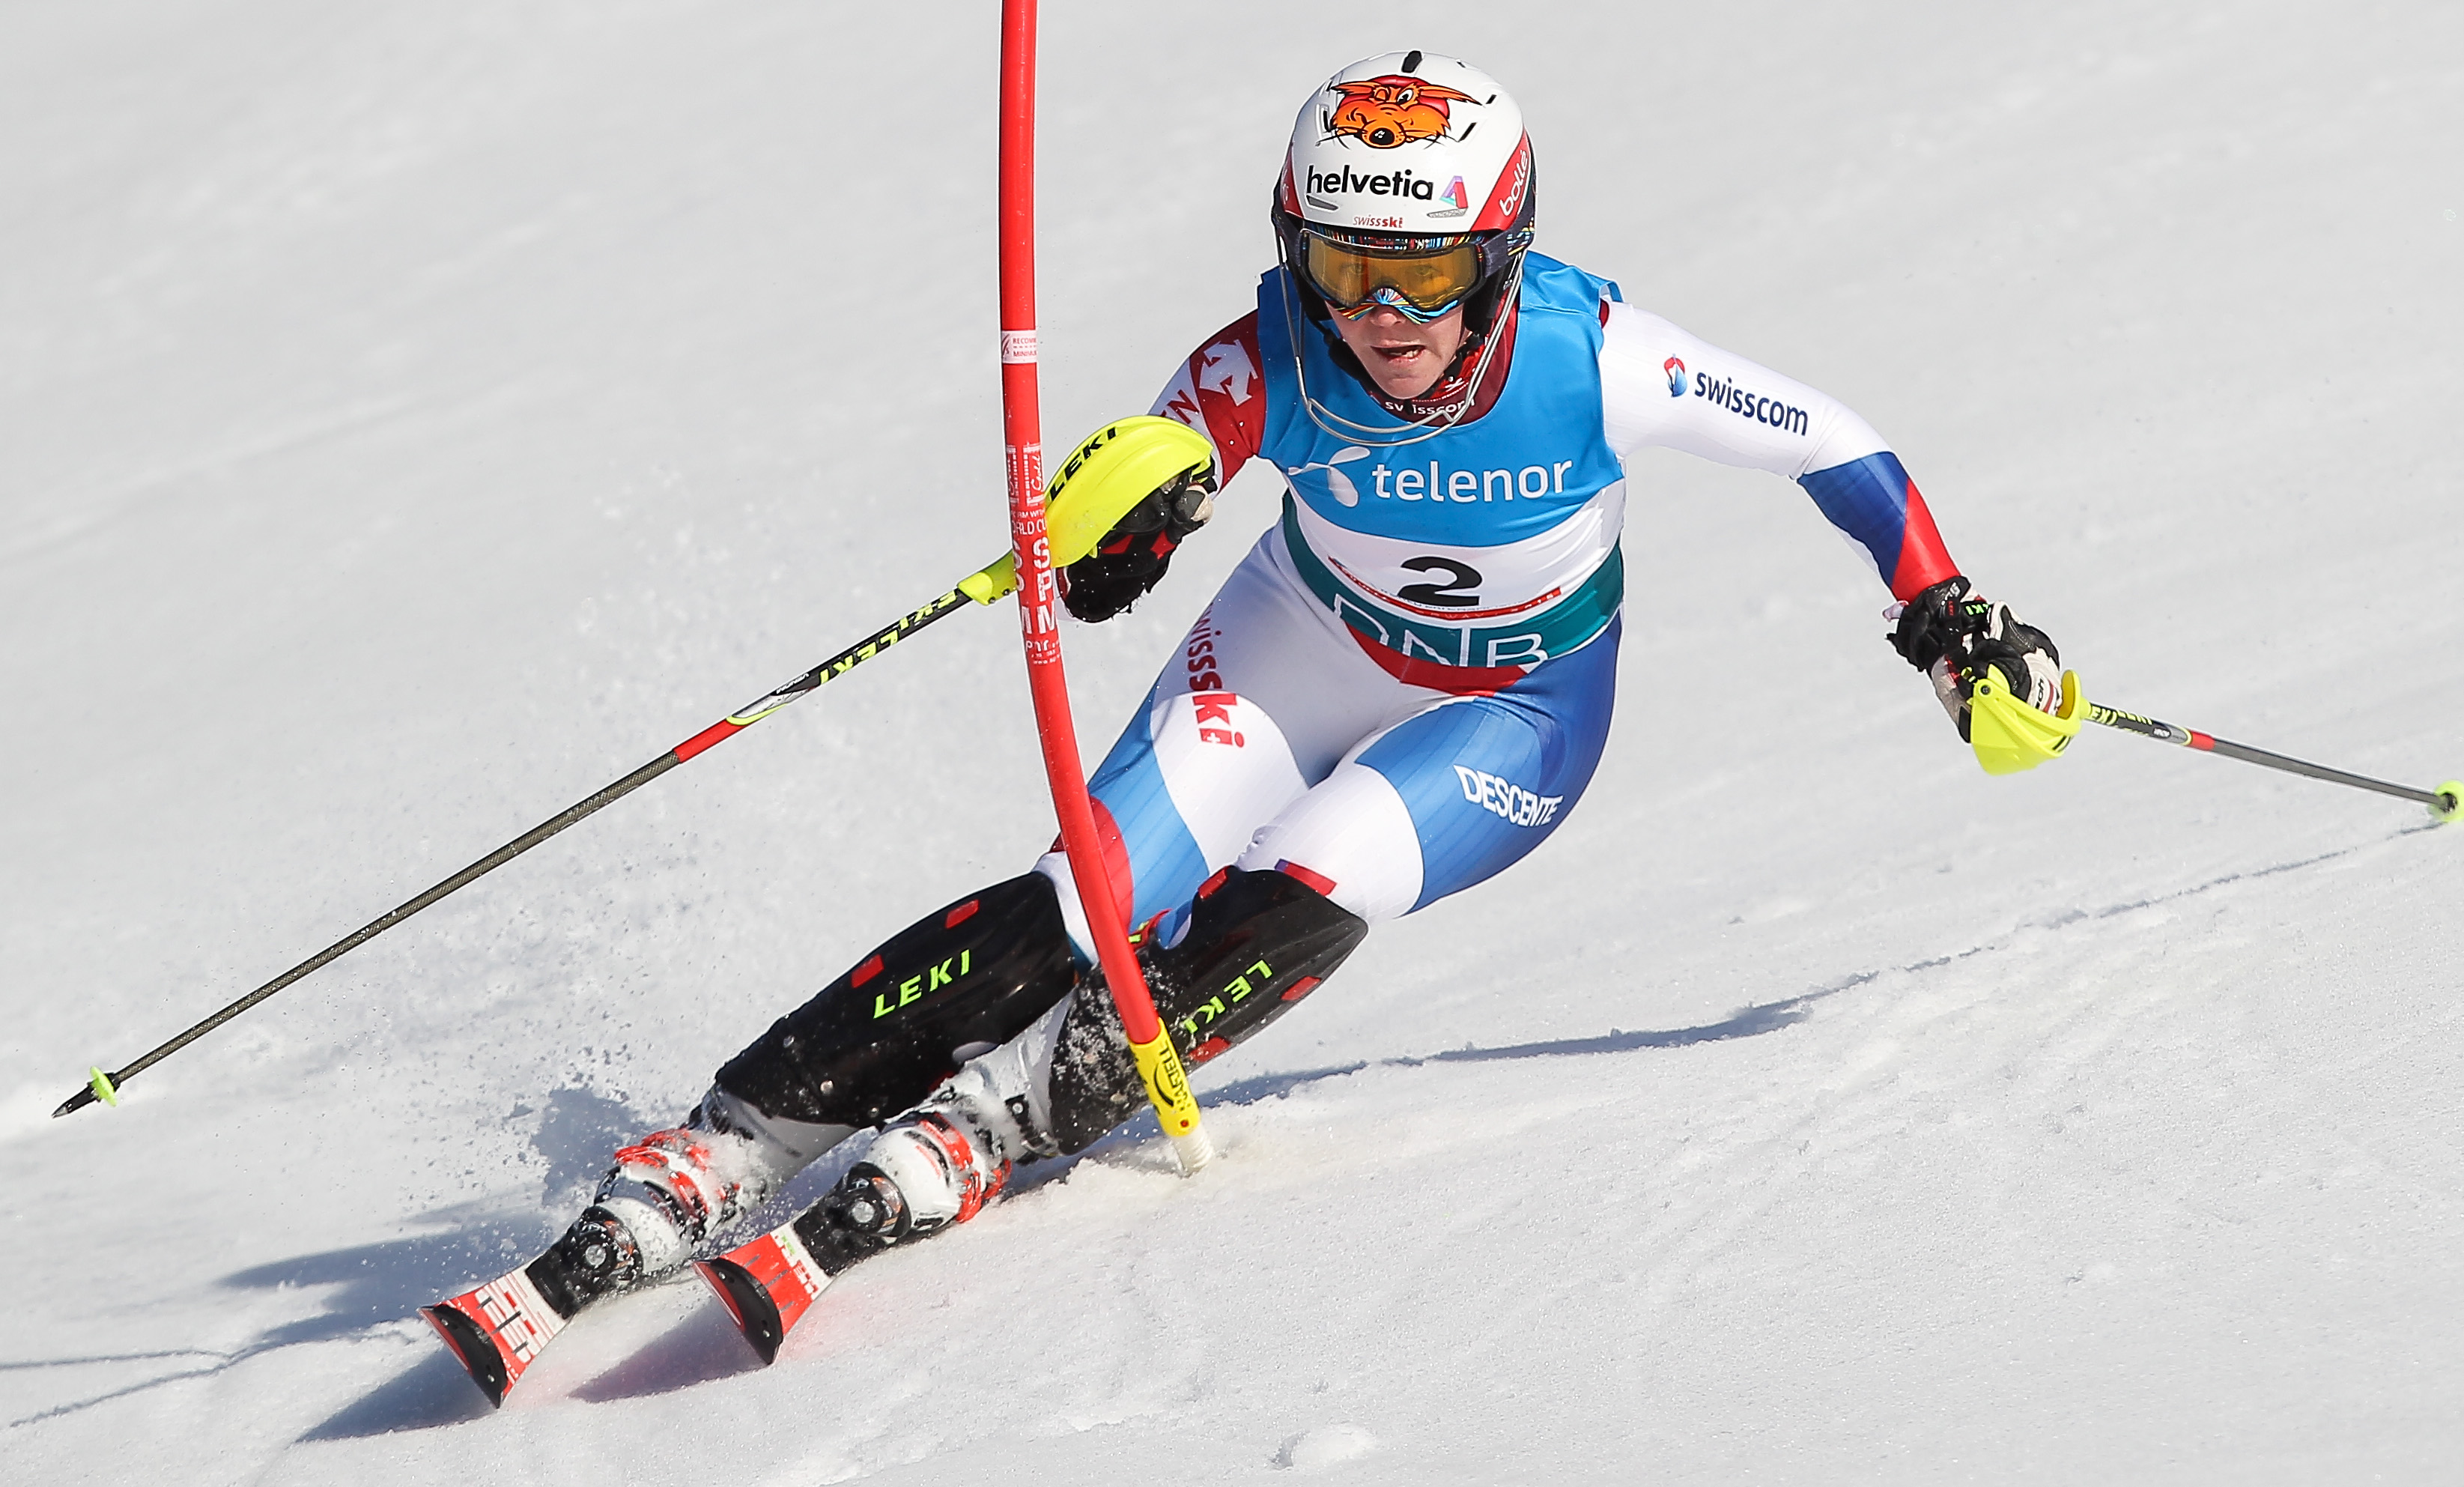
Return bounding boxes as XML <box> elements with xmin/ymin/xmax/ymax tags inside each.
<box><xmin>995</xmin><ymin>0</ymin><xmax>1211</xmax><ymax>1172</ymax></box>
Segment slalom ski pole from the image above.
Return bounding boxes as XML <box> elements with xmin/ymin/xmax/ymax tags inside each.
<box><xmin>49</xmin><ymin>416</ymin><xmax>1211</xmax><ymax>1121</ymax></box>
<box><xmin>1965</xmin><ymin>671</ymin><xmax>2456</xmax><ymax>825</ymax></box>
<box><xmin>2082</xmin><ymin>700</ymin><xmax>2462</xmax><ymax>823</ymax></box>
<box><xmin>994</xmin><ymin>0</ymin><xmax>1212</xmax><ymax>1173</ymax></box>
<box><xmin>51</xmin><ymin>576</ymin><xmax>1004</xmax><ymax>1120</ymax></box>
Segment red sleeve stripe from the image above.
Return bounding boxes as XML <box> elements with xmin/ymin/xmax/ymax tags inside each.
<box><xmin>1798</xmin><ymin>452</ymin><xmax>1961</xmax><ymax>602</ymax></box>
<box><xmin>1888</xmin><ymin>484</ymin><xmax>1959</xmax><ymax>601</ymax></box>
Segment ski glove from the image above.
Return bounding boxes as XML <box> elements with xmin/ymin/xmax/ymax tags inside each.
<box><xmin>1059</xmin><ymin>465</ymin><xmax>1219</xmax><ymax>623</ymax></box>
<box><xmin>1890</xmin><ymin>575</ymin><xmax>2063</xmax><ymax>742</ymax></box>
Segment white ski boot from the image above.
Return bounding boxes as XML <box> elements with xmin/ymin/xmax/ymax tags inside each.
<box><xmin>816</xmin><ymin>1028</ymin><xmax>1060</xmax><ymax>1253</ymax></box>
<box><xmin>595</xmin><ymin>1089</ymin><xmax>853</xmax><ymax>1276</ymax></box>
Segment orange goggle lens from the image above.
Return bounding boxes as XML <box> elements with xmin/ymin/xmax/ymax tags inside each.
<box><xmin>1300</xmin><ymin>232</ymin><xmax>1482</xmax><ymax>315</ymax></box>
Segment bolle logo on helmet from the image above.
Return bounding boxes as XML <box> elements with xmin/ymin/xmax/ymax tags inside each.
<box><xmin>1326</xmin><ymin>75</ymin><xmax>1480</xmax><ymax>150</ymax></box>
<box><xmin>1663</xmin><ymin>356</ymin><xmax>1687</xmax><ymax>398</ymax></box>
<box><xmin>1479</xmin><ymin>140</ymin><xmax>1532</xmax><ymax>229</ymax></box>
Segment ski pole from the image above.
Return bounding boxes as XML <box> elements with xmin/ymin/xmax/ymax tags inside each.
<box><xmin>50</xmin><ymin>577</ymin><xmax>1001</xmax><ymax>1120</ymax></box>
<box><xmin>2083</xmin><ymin>699</ymin><xmax>2461</xmax><ymax>823</ymax></box>
<box><xmin>51</xmin><ymin>417</ymin><xmax>1210</xmax><ymax>1121</ymax></box>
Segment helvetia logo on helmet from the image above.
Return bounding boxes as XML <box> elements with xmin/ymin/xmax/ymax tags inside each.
<box><xmin>1429</xmin><ymin>175</ymin><xmax>1469</xmax><ymax>219</ymax></box>
<box><xmin>1663</xmin><ymin>356</ymin><xmax>1687</xmax><ymax>398</ymax></box>
<box><xmin>1325</xmin><ymin>75</ymin><xmax>1479</xmax><ymax>150</ymax></box>
<box><xmin>1306</xmin><ymin>164</ymin><xmax>1448</xmax><ymax>202</ymax></box>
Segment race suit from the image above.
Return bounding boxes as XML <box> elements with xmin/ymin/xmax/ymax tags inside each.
<box><xmin>1033</xmin><ymin>252</ymin><xmax>1959</xmax><ymax>951</ymax></box>
<box><xmin>452</xmin><ymin>252</ymin><xmax>1984</xmax><ymax>1336</ymax></box>
<box><xmin>700</xmin><ymin>251</ymin><xmax>1968</xmax><ymax>1166</ymax></box>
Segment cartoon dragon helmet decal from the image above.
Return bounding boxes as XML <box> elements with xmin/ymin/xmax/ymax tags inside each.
<box><xmin>1277</xmin><ymin>50</ymin><xmax>1532</xmax><ymax>238</ymax></box>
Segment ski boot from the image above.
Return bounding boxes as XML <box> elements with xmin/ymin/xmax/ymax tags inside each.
<box><xmin>425</xmin><ymin>1093</ymin><xmax>844</xmax><ymax>1405</ymax></box>
<box><xmin>700</xmin><ymin>1043</ymin><xmax>1049</xmax><ymax>1363</ymax></box>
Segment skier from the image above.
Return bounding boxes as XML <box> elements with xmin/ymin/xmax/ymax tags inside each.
<box><xmin>426</xmin><ymin>49</ymin><xmax>2066</xmax><ymax>1399</ymax></box>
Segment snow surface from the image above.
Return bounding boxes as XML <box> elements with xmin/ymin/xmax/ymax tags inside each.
<box><xmin>6</xmin><ymin>2</ymin><xmax>2461</xmax><ymax>1481</ymax></box>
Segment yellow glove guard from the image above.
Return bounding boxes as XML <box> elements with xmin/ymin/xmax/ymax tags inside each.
<box><xmin>959</xmin><ymin>415</ymin><xmax>1217</xmax><ymax>605</ymax></box>
<box><xmin>1968</xmin><ymin>667</ymin><xmax>2084</xmax><ymax>775</ymax></box>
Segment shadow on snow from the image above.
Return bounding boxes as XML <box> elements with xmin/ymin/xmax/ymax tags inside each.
<box><xmin>1198</xmin><ymin>983</ymin><xmax>1844</xmax><ymax>1110</ymax></box>
<box><xmin>28</xmin><ymin>826</ymin><xmax>2387</xmax><ymax>1438</ymax></box>
<box><xmin>2</xmin><ymin>1085</ymin><xmax>655</xmax><ymax>1436</ymax></box>
<box><xmin>267</xmin><ymin>993</ymin><xmax>1825</xmax><ymax>1439</ymax></box>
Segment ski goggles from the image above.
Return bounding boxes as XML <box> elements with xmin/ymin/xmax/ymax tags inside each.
<box><xmin>1298</xmin><ymin>228</ymin><xmax>1484</xmax><ymax>323</ymax></box>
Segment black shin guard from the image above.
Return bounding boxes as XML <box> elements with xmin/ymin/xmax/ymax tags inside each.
<box><xmin>715</xmin><ymin>873</ymin><xmax>1078</xmax><ymax>1128</ymax></box>
<box><xmin>1049</xmin><ymin>867</ymin><xmax>1367</xmax><ymax>1152</ymax></box>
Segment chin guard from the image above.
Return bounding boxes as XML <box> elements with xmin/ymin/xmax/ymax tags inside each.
<box><xmin>1969</xmin><ymin>667</ymin><xmax>2084</xmax><ymax>775</ymax></box>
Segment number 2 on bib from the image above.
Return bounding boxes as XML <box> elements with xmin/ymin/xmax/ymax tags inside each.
<box><xmin>1395</xmin><ymin>555</ymin><xmax>1484</xmax><ymax>609</ymax></box>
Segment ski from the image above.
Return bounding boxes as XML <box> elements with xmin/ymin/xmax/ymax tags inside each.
<box><xmin>695</xmin><ymin>1220</ymin><xmax>838</xmax><ymax>1366</ymax></box>
<box><xmin>697</xmin><ymin>1124</ymin><xmax>975</xmax><ymax>1364</ymax></box>
<box><xmin>422</xmin><ymin>1198</ymin><xmax>868</xmax><ymax>1402</ymax></box>
<box><xmin>423</xmin><ymin>1206</ymin><xmax>644</xmax><ymax>1407</ymax></box>
<box><xmin>423</xmin><ymin>1184</ymin><xmax>869</xmax><ymax>1399</ymax></box>
<box><xmin>422</xmin><ymin>1260</ymin><xmax>574</xmax><ymax>1408</ymax></box>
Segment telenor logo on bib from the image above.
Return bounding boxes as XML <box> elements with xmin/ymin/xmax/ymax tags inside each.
<box><xmin>1293</xmin><ymin>446</ymin><xmax>1374</xmax><ymax>506</ymax></box>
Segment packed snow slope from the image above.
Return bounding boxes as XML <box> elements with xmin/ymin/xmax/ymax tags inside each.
<box><xmin>6</xmin><ymin>2</ymin><xmax>2460</xmax><ymax>1481</ymax></box>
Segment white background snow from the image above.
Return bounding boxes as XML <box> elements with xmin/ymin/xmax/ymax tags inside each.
<box><xmin>6</xmin><ymin>1</ymin><xmax>2460</xmax><ymax>1480</ymax></box>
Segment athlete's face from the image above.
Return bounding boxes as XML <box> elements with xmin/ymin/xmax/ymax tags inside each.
<box><xmin>1326</xmin><ymin>300</ymin><xmax>1466</xmax><ymax>401</ymax></box>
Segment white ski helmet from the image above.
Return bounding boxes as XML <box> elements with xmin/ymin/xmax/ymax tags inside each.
<box><xmin>1272</xmin><ymin>51</ymin><xmax>1535</xmax><ymax>329</ymax></box>
<box><xmin>1276</xmin><ymin>49</ymin><xmax>1532</xmax><ymax>234</ymax></box>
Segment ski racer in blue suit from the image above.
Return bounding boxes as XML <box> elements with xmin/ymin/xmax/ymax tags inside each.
<box><xmin>424</xmin><ymin>49</ymin><xmax>2072</xmax><ymax>1400</ymax></box>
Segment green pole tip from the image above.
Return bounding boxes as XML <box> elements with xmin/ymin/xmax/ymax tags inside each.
<box><xmin>88</xmin><ymin>1067</ymin><xmax>119</xmax><ymax>1107</ymax></box>
<box><xmin>2434</xmin><ymin>781</ymin><xmax>2463</xmax><ymax>826</ymax></box>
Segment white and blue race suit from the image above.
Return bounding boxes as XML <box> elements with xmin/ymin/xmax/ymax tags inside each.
<box><xmin>1034</xmin><ymin>252</ymin><xmax>1961</xmax><ymax>954</ymax></box>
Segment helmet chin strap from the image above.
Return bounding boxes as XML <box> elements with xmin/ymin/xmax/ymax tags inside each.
<box><xmin>1276</xmin><ymin>253</ymin><xmax>1526</xmax><ymax>451</ymax></box>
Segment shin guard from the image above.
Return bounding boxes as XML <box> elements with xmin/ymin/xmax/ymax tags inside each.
<box><xmin>1049</xmin><ymin>867</ymin><xmax>1366</xmax><ymax>1152</ymax></box>
<box><xmin>715</xmin><ymin>873</ymin><xmax>1078</xmax><ymax>1129</ymax></box>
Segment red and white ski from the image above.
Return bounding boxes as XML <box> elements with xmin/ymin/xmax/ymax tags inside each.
<box><xmin>695</xmin><ymin>1221</ymin><xmax>835</xmax><ymax>1366</ymax></box>
<box><xmin>422</xmin><ymin>1262</ymin><xmax>572</xmax><ymax>1408</ymax></box>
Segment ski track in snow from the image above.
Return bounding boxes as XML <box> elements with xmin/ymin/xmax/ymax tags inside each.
<box><xmin>6</xmin><ymin>1</ymin><xmax>2461</xmax><ymax>1483</ymax></box>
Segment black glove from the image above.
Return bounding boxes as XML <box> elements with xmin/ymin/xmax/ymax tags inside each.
<box><xmin>1890</xmin><ymin>575</ymin><xmax>2063</xmax><ymax>741</ymax></box>
<box><xmin>1060</xmin><ymin>466</ymin><xmax>1218</xmax><ymax>623</ymax></box>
